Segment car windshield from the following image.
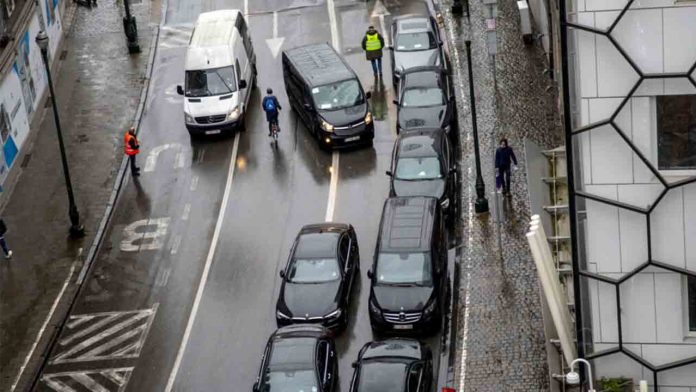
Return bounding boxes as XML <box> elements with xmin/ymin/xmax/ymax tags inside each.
<box><xmin>288</xmin><ymin>258</ymin><xmax>340</xmax><ymax>283</ymax></box>
<box><xmin>259</xmin><ymin>370</ymin><xmax>318</xmax><ymax>392</ymax></box>
<box><xmin>260</xmin><ymin>338</ymin><xmax>318</xmax><ymax>392</ymax></box>
<box><xmin>184</xmin><ymin>66</ymin><xmax>237</xmax><ymax>97</ymax></box>
<box><xmin>396</xmin><ymin>156</ymin><xmax>442</xmax><ymax>180</ymax></box>
<box><xmin>376</xmin><ymin>252</ymin><xmax>433</xmax><ymax>286</ymax></box>
<box><xmin>312</xmin><ymin>80</ymin><xmax>364</xmax><ymax>110</ymax></box>
<box><xmin>395</xmin><ymin>32</ymin><xmax>437</xmax><ymax>51</ymax></box>
<box><xmin>402</xmin><ymin>87</ymin><xmax>444</xmax><ymax>107</ymax></box>
<box><xmin>357</xmin><ymin>362</ymin><xmax>407</xmax><ymax>392</ymax></box>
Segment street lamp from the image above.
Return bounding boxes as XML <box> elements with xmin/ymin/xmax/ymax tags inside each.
<box><xmin>465</xmin><ymin>40</ymin><xmax>489</xmax><ymax>214</ymax></box>
<box><xmin>123</xmin><ymin>0</ymin><xmax>140</xmax><ymax>53</ymax></box>
<box><xmin>35</xmin><ymin>31</ymin><xmax>85</xmax><ymax>238</ymax></box>
<box><xmin>565</xmin><ymin>358</ymin><xmax>596</xmax><ymax>392</ymax></box>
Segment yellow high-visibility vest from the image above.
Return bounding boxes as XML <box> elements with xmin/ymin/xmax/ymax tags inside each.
<box><xmin>365</xmin><ymin>33</ymin><xmax>382</xmax><ymax>51</ymax></box>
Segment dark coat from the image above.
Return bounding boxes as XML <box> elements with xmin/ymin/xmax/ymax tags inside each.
<box><xmin>495</xmin><ymin>146</ymin><xmax>517</xmax><ymax>169</ymax></box>
<box><xmin>361</xmin><ymin>32</ymin><xmax>385</xmax><ymax>60</ymax></box>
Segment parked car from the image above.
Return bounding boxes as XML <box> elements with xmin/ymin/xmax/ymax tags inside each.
<box><xmin>387</xmin><ymin>128</ymin><xmax>457</xmax><ymax>225</ymax></box>
<box><xmin>389</xmin><ymin>14</ymin><xmax>446</xmax><ymax>88</ymax></box>
<box><xmin>177</xmin><ymin>10</ymin><xmax>256</xmax><ymax>137</ymax></box>
<box><xmin>368</xmin><ymin>197</ymin><xmax>447</xmax><ymax>335</ymax></box>
<box><xmin>276</xmin><ymin>223</ymin><xmax>360</xmax><ymax>331</ymax></box>
<box><xmin>349</xmin><ymin>338</ymin><xmax>433</xmax><ymax>392</ymax></box>
<box><xmin>282</xmin><ymin>43</ymin><xmax>374</xmax><ymax>150</ymax></box>
<box><xmin>253</xmin><ymin>325</ymin><xmax>338</xmax><ymax>392</ymax></box>
<box><xmin>394</xmin><ymin>66</ymin><xmax>455</xmax><ymax>135</ymax></box>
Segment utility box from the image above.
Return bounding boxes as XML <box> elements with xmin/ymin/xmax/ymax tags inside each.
<box><xmin>517</xmin><ymin>1</ymin><xmax>533</xmax><ymax>45</ymax></box>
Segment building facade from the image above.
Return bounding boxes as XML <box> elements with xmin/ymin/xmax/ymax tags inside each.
<box><xmin>564</xmin><ymin>0</ymin><xmax>696</xmax><ymax>389</ymax></box>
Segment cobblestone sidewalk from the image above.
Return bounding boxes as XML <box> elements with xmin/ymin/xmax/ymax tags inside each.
<box><xmin>439</xmin><ymin>0</ymin><xmax>565</xmax><ymax>390</ymax></box>
<box><xmin>0</xmin><ymin>1</ymin><xmax>158</xmax><ymax>390</ymax></box>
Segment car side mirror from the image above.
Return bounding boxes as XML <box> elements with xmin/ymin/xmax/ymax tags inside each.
<box><xmin>367</xmin><ymin>269</ymin><xmax>374</xmax><ymax>280</ymax></box>
<box><xmin>238</xmin><ymin>79</ymin><xmax>248</xmax><ymax>89</ymax></box>
<box><xmin>253</xmin><ymin>382</ymin><xmax>259</xmax><ymax>392</ymax></box>
<box><xmin>365</xmin><ymin>91</ymin><xmax>372</xmax><ymax>99</ymax></box>
<box><xmin>385</xmin><ymin>170</ymin><xmax>393</xmax><ymax>177</ymax></box>
<box><xmin>352</xmin><ymin>361</ymin><xmax>358</xmax><ymax>368</ymax></box>
<box><xmin>449</xmin><ymin>167</ymin><xmax>457</xmax><ymax>174</ymax></box>
<box><xmin>303</xmin><ymin>103</ymin><xmax>314</xmax><ymax>112</ymax></box>
<box><xmin>176</xmin><ymin>85</ymin><xmax>184</xmax><ymax>95</ymax></box>
<box><xmin>439</xmin><ymin>41</ymin><xmax>444</xmax><ymax>47</ymax></box>
<box><xmin>279</xmin><ymin>270</ymin><xmax>285</xmax><ymax>278</ymax></box>
<box><xmin>393</xmin><ymin>99</ymin><xmax>399</xmax><ymax>106</ymax></box>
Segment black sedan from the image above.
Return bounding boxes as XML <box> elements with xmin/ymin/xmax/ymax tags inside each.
<box><xmin>349</xmin><ymin>338</ymin><xmax>433</xmax><ymax>392</ymax></box>
<box><xmin>253</xmin><ymin>325</ymin><xmax>338</xmax><ymax>392</ymax></box>
<box><xmin>394</xmin><ymin>66</ymin><xmax>455</xmax><ymax>135</ymax></box>
<box><xmin>387</xmin><ymin>128</ymin><xmax>457</xmax><ymax>224</ymax></box>
<box><xmin>389</xmin><ymin>14</ymin><xmax>446</xmax><ymax>88</ymax></box>
<box><xmin>276</xmin><ymin>223</ymin><xmax>360</xmax><ymax>331</ymax></box>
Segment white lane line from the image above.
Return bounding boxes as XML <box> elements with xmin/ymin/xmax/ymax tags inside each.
<box><xmin>182</xmin><ymin>203</ymin><xmax>191</xmax><ymax>221</ymax></box>
<box><xmin>272</xmin><ymin>11</ymin><xmax>278</xmax><ymax>38</ymax></box>
<box><xmin>11</xmin><ymin>255</ymin><xmax>78</xmax><ymax>392</ymax></box>
<box><xmin>189</xmin><ymin>175</ymin><xmax>199</xmax><ymax>191</ymax></box>
<box><xmin>244</xmin><ymin>0</ymin><xmax>248</xmax><ymax>18</ymax></box>
<box><xmin>325</xmin><ymin>152</ymin><xmax>340</xmax><ymax>222</ymax></box>
<box><xmin>324</xmin><ymin>0</ymin><xmax>341</xmax><ymax>223</ymax></box>
<box><xmin>170</xmin><ymin>234</ymin><xmax>182</xmax><ymax>255</ymax></box>
<box><xmin>165</xmin><ymin>131</ymin><xmax>241</xmax><ymax>391</ymax></box>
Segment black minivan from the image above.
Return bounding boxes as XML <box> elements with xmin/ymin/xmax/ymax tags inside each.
<box><xmin>367</xmin><ymin>196</ymin><xmax>447</xmax><ymax>335</ymax></box>
<box><xmin>282</xmin><ymin>43</ymin><xmax>375</xmax><ymax>150</ymax></box>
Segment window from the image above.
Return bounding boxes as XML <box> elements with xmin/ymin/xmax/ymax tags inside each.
<box><xmin>407</xmin><ymin>362</ymin><xmax>424</xmax><ymax>392</ymax></box>
<box><xmin>689</xmin><ymin>275</ymin><xmax>696</xmax><ymax>333</ymax></box>
<box><xmin>656</xmin><ymin>95</ymin><xmax>696</xmax><ymax>170</ymax></box>
<box><xmin>184</xmin><ymin>67</ymin><xmax>236</xmax><ymax>97</ymax></box>
<box><xmin>338</xmin><ymin>235</ymin><xmax>350</xmax><ymax>266</ymax></box>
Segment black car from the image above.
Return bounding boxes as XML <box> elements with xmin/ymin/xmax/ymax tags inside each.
<box><xmin>276</xmin><ymin>223</ymin><xmax>360</xmax><ymax>331</ymax></box>
<box><xmin>349</xmin><ymin>338</ymin><xmax>433</xmax><ymax>392</ymax></box>
<box><xmin>389</xmin><ymin>14</ymin><xmax>446</xmax><ymax>88</ymax></box>
<box><xmin>253</xmin><ymin>325</ymin><xmax>338</xmax><ymax>392</ymax></box>
<box><xmin>394</xmin><ymin>66</ymin><xmax>455</xmax><ymax>135</ymax></box>
<box><xmin>387</xmin><ymin>128</ymin><xmax>457</xmax><ymax>224</ymax></box>
<box><xmin>282</xmin><ymin>43</ymin><xmax>375</xmax><ymax>150</ymax></box>
<box><xmin>368</xmin><ymin>197</ymin><xmax>447</xmax><ymax>335</ymax></box>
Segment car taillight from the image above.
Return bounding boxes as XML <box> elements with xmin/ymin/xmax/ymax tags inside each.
<box><xmin>442</xmin><ymin>388</ymin><xmax>456</xmax><ymax>392</ymax></box>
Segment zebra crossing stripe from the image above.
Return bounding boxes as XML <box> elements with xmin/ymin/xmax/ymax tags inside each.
<box><xmin>42</xmin><ymin>368</ymin><xmax>133</xmax><ymax>392</ymax></box>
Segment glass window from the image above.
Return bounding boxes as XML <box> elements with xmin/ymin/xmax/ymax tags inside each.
<box><xmin>288</xmin><ymin>258</ymin><xmax>340</xmax><ymax>283</ymax></box>
<box><xmin>407</xmin><ymin>363</ymin><xmax>423</xmax><ymax>392</ymax></box>
<box><xmin>689</xmin><ymin>275</ymin><xmax>696</xmax><ymax>332</ymax></box>
<box><xmin>357</xmin><ymin>362</ymin><xmax>407</xmax><ymax>392</ymax></box>
<box><xmin>656</xmin><ymin>95</ymin><xmax>696</xmax><ymax>170</ymax></box>
<box><xmin>184</xmin><ymin>66</ymin><xmax>237</xmax><ymax>97</ymax></box>
<box><xmin>376</xmin><ymin>252</ymin><xmax>433</xmax><ymax>286</ymax></box>
<box><xmin>261</xmin><ymin>338</ymin><xmax>318</xmax><ymax>392</ymax></box>
<box><xmin>338</xmin><ymin>235</ymin><xmax>350</xmax><ymax>266</ymax></box>
<box><xmin>311</xmin><ymin>80</ymin><xmax>364</xmax><ymax>110</ymax></box>
<box><xmin>402</xmin><ymin>87</ymin><xmax>444</xmax><ymax>107</ymax></box>
<box><xmin>395</xmin><ymin>32</ymin><xmax>437</xmax><ymax>51</ymax></box>
<box><xmin>396</xmin><ymin>157</ymin><xmax>443</xmax><ymax>180</ymax></box>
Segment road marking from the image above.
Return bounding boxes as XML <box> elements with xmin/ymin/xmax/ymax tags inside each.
<box><xmin>182</xmin><ymin>203</ymin><xmax>191</xmax><ymax>221</ymax></box>
<box><xmin>372</xmin><ymin>0</ymin><xmax>391</xmax><ymax>46</ymax></box>
<box><xmin>326</xmin><ymin>0</ymin><xmax>340</xmax><ymax>50</ymax></box>
<box><xmin>265</xmin><ymin>11</ymin><xmax>285</xmax><ymax>58</ymax></box>
<box><xmin>144</xmin><ymin>143</ymin><xmax>186</xmax><ymax>172</ymax></box>
<box><xmin>41</xmin><ymin>368</ymin><xmax>133</xmax><ymax>392</ymax></box>
<box><xmin>11</xmin><ymin>255</ymin><xmax>78</xmax><ymax>392</ymax></box>
<box><xmin>120</xmin><ymin>218</ymin><xmax>171</xmax><ymax>252</ymax></box>
<box><xmin>195</xmin><ymin>148</ymin><xmax>205</xmax><ymax>164</ymax></box>
<box><xmin>51</xmin><ymin>305</ymin><xmax>158</xmax><ymax>364</ymax></box>
<box><xmin>170</xmin><ymin>234</ymin><xmax>182</xmax><ymax>255</ymax></box>
<box><xmin>165</xmin><ymin>131</ymin><xmax>241</xmax><ymax>391</ymax></box>
<box><xmin>156</xmin><ymin>268</ymin><xmax>171</xmax><ymax>287</ymax></box>
<box><xmin>189</xmin><ymin>175</ymin><xmax>199</xmax><ymax>191</ymax></box>
<box><xmin>325</xmin><ymin>152</ymin><xmax>339</xmax><ymax>222</ymax></box>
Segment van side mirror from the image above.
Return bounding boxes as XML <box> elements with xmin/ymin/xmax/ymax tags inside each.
<box><xmin>303</xmin><ymin>103</ymin><xmax>314</xmax><ymax>112</ymax></box>
<box><xmin>365</xmin><ymin>91</ymin><xmax>372</xmax><ymax>100</ymax></box>
<box><xmin>385</xmin><ymin>170</ymin><xmax>393</xmax><ymax>177</ymax></box>
<box><xmin>352</xmin><ymin>361</ymin><xmax>358</xmax><ymax>368</ymax></box>
<box><xmin>392</xmin><ymin>99</ymin><xmax>399</xmax><ymax>106</ymax></box>
<box><xmin>439</xmin><ymin>41</ymin><xmax>444</xmax><ymax>47</ymax></box>
<box><xmin>367</xmin><ymin>269</ymin><xmax>374</xmax><ymax>280</ymax></box>
<box><xmin>279</xmin><ymin>270</ymin><xmax>285</xmax><ymax>278</ymax></box>
<box><xmin>388</xmin><ymin>45</ymin><xmax>394</xmax><ymax>51</ymax></box>
<box><xmin>176</xmin><ymin>85</ymin><xmax>184</xmax><ymax>95</ymax></box>
<box><xmin>238</xmin><ymin>79</ymin><xmax>248</xmax><ymax>89</ymax></box>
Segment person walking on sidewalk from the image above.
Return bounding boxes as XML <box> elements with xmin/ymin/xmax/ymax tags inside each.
<box><xmin>362</xmin><ymin>26</ymin><xmax>385</xmax><ymax>77</ymax></box>
<box><xmin>495</xmin><ymin>138</ymin><xmax>517</xmax><ymax>195</ymax></box>
<box><xmin>124</xmin><ymin>127</ymin><xmax>141</xmax><ymax>177</ymax></box>
<box><xmin>0</xmin><ymin>218</ymin><xmax>12</xmax><ymax>259</ymax></box>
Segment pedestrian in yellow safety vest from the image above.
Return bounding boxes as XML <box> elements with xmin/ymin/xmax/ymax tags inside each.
<box><xmin>361</xmin><ymin>26</ymin><xmax>385</xmax><ymax>77</ymax></box>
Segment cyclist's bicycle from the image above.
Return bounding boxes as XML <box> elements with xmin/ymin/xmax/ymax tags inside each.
<box><xmin>270</xmin><ymin>120</ymin><xmax>280</xmax><ymax>146</ymax></box>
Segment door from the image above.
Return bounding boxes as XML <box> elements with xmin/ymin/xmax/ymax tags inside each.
<box><xmin>338</xmin><ymin>234</ymin><xmax>353</xmax><ymax>298</ymax></box>
<box><xmin>316</xmin><ymin>340</ymin><xmax>333</xmax><ymax>391</ymax></box>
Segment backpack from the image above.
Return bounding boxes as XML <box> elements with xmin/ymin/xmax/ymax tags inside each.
<box><xmin>264</xmin><ymin>97</ymin><xmax>277</xmax><ymax>112</ymax></box>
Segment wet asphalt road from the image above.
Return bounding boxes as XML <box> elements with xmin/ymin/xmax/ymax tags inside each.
<box><xmin>35</xmin><ymin>1</ymin><xmax>449</xmax><ymax>391</ymax></box>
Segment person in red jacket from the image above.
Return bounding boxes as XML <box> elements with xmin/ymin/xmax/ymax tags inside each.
<box><xmin>124</xmin><ymin>127</ymin><xmax>140</xmax><ymax>176</ymax></box>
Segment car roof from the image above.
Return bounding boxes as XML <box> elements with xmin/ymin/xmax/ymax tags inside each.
<box><xmin>269</xmin><ymin>336</ymin><xmax>316</xmax><ymax>369</ymax></box>
<box><xmin>361</xmin><ymin>338</ymin><xmax>423</xmax><ymax>361</ymax></box>
<box><xmin>402</xmin><ymin>66</ymin><xmax>444</xmax><ymax>88</ymax></box>
<box><xmin>394</xmin><ymin>16</ymin><xmax>432</xmax><ymax>34</ymax></box>
<box><xmin>294</xmin><ymin>230</ymin><xmax>340</xmax><ymax>259</ymax></box>
<box><xmin>398</xmin><ymin>129</ymin><xmax>445</xmax><ymax>158</ymax></box>
<box><xmin>186</xmin><ymin>10</ymin><xmax>241</xmax><ymax>70</ymax></box>
<box><xmin>283</xmin><ymin>43</ymin><xmax>355</xmax><ymax>88</ymax></box>
<box><xmin>380</xmin><ymin>197</ymin><xmax>438</xmax><ymax>252</ymax></box>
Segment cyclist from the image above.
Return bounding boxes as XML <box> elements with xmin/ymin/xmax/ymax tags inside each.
<box><xmin>262</xmin><ymin>88</ymin><xmax>282</xmax><ymax>137</ymax></box>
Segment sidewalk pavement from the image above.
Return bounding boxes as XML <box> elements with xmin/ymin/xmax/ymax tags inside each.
<box><xmin>439</xmin><ymin>0</ymin><xmax>566</xmax><ymax>390</ymax></box>
<box><xmin>0</xmin><ymin>1</ymin><xmax>159</xmax><ymax>390</ymax></box>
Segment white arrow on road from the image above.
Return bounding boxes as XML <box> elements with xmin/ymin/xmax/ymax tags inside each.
<box><xmin>371</xmin><ymin>0</ymin><xmax>391</xmax><ymax>46</ymax></box>
<box><xmin>265</xmin><ymin>11</ymin><xmax>285</xmax><ymax>58</ymax></box>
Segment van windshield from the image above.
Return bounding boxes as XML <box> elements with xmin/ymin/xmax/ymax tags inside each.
<box><xmin>185</xmin><ymin>66</ymin><xmax>237</xmax><ymax>97</ymax></box>
<box><xmin>376</xmin><ymin>252</ymin><xmax>433</xmax><ymax>286</ymax></box>
<box><xmin>312</xmin><ymin>80</ymin><xmax>364</xmax><ymax>110</ymax></box>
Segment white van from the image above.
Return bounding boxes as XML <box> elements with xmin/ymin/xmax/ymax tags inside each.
<box><xmin>177</xmin><ymin>10</ymin><xmax>256</xmax><ymax>137</ymax></box>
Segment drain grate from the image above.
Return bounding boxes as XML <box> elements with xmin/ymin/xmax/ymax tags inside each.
<box><xmin>20</xmin><ymin>153</ymin><xmax>32</xmax><ymax>168</ymax></box>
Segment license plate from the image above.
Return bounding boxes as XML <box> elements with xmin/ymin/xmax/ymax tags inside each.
<box><xmin>205</xmin><ymin>129</ymin><xmax>221</xmax><ymax>135</ymax></box>
<box><xmin>345</xmin><ymin>136</ymin><xmax>360</xmax><ymax>142</ymax></box>
<box><xmin>393</xmin><ymin>324</ymin><xmax>413</xmax><ymax>330</ymax></box>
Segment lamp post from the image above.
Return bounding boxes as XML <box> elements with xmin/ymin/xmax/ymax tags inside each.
<box><xmin>565</xmin><ymin>358</ymin><xmax>596</xmax><ymax>392</ymax></box>
<box><xmin>35</xmin><ymin>31</ymin><xmax>85</xmax><ymax>238</ymax></box>
<box><xmin>465</xmin><ymin>40</ymin><xmax>489</xmax><ymax>214</ymax></box>
<box><xmin>123</xmin><ymin>0</ymin><xmax>140</xmax><ymax>53</ymax></box>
